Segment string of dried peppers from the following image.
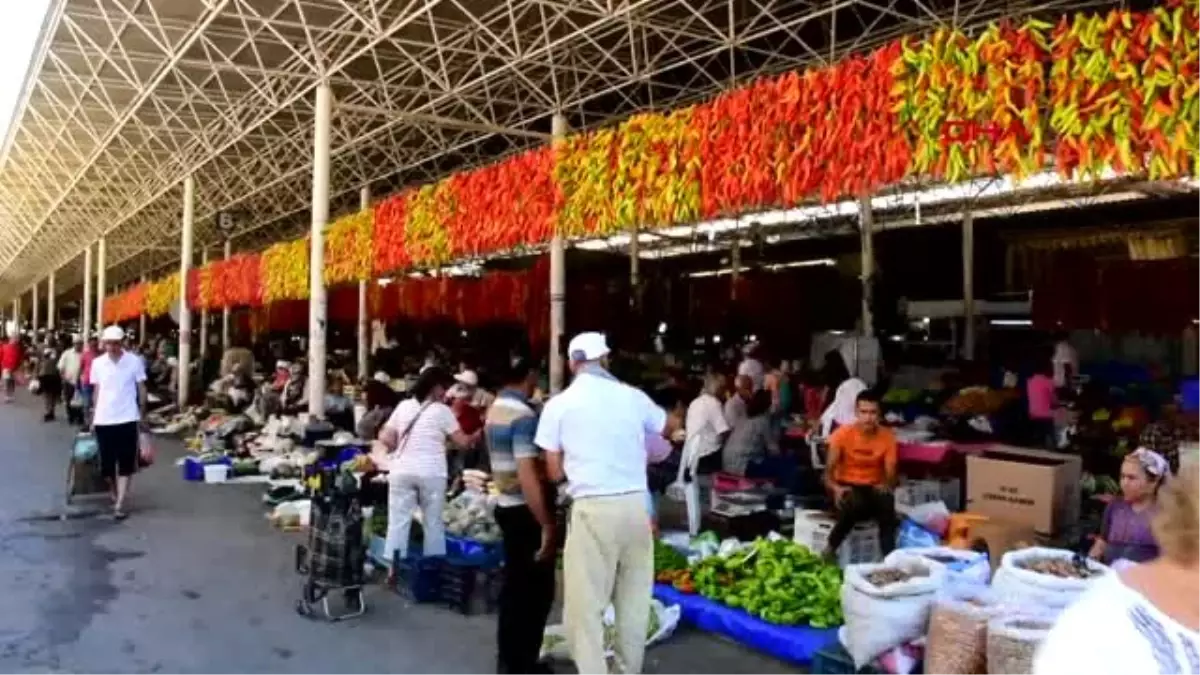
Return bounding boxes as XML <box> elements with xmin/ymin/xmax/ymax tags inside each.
<box><xmin>144</xmin><ymin>274</ymin><xmax>180</xmax><ymax>318</ymax></box>
<box><xmin>324</xmin><ymin>209</ymin><xmax>374</xmax><ymax>286</ymax></box>
<box><xmin>261</xmin><ymin>239</ymin><xmax>310</xmax><ymax>303</ymax></box>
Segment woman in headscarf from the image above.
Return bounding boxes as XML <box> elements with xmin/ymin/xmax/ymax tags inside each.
<box><xmin>818</xmin><ymin>349</ymin><xmax>868</xmax><ymax>438</ymax></box>
<box><xmin>1035</xmin><ymin>463</ymin><xmax>1198</xmax><ymax>675</ymax></box>
<box><xmin>1088</xmin><ymin>448</ymin><xmax>1170</xmax><ymax>566</ymax></box>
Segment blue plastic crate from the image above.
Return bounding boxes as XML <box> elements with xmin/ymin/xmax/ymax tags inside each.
<box><xmin>182</xmin><ymin>456</ymin><xmax>230</xmax><ymax>482</ymax></box>
<box><xmin>811</xmin><ymin>639</ymin><xmax>882</xmax><ymax>675</ymax></box>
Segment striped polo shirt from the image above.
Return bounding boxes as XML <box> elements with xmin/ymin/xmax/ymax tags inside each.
<box><xmin>484</xmin><ymin>389</ymin><xmax>539</xmax><ymax>508</ymax></box>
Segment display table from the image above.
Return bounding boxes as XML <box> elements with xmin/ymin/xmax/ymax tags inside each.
<box><xmin>651</xmin><ymin>584</ymin><xmax>837</xmax><ymax>667</ymax></box>
<box><xmin>898</xmin><ymin>441</ymin><xmax>990</xmax><ymax>465</ymax></box>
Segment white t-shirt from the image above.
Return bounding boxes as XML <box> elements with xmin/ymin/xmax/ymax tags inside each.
<box><xmin>57</xmin><ymin>349</ymin><xmax>82</xmax><ymax>382</ymax></box>
<box><xmin>89</xmin><ymin>351</ymin><xmax>146</xmax><ymax>426</ymax></box>
<box><xmin>737</xmin><ymin>358</ymin><xmax>765</xmax><ymax>390</ymax></box>
<box><xmin>1034</xmin><ymin>573</ymin><xmax>1200</xmax><ymax>675</ymax></box>
<box><xmin>384</xmin><ymin>398</ymin><xmax>459</xmax><ymax>478</ymax></box>
<box><xmin>534</xmin><ymin>371</ymin><xmax>666</xmax><ymax>499</ymax></box>
<box><xmin>685</xmin><ymin>393</ymin><xmax>730</xmax><ymax>460</ymax></box>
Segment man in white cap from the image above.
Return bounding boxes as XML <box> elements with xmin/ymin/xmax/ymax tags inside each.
<box><xmin>89</xmin><ymin>325</ymin><xmax>147</xmax><ymax>520</ymax></box>
<box><xmin>534</xmin><ymin>332</ymin><xmax>673</xmax><ymax>674</ymax></box>
<box><xmin>455</xmin><ymin>368</ymin><xmax>495</xmax><ymax>411</ymax></box>
<box><xmin>57</xmin><ymin>335</ymin><xmax>84</xmax><ymax>425</ymax></box>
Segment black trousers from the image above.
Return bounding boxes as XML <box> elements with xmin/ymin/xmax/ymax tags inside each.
<box><xmin>494</xmin><ymin>503</ymin><xmax>556</xmax><ymax>674</ymax></box>
<box><xmin>828</xmin><ymin>485</ymin><xmax>898</xmax><ymax>556</ymax></box>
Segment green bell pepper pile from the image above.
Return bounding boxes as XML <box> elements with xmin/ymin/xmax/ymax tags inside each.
<box><xmin>689</xmin><ymin>538</ymin><xmax>844</xmax><ymax>628</ymax></box>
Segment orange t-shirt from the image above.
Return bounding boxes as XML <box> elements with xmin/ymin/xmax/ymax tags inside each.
<box><xmin>829</xmin><ymin>424</ymin><xmax>897</xmax><ymax>486</ymax></box>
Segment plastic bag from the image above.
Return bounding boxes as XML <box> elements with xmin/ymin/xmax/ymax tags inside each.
<box><xmin>886</xmin><ymin>547</ymin><xmax>991</xmax><ymax>587</ymax></box>
<box><xmin>72</xmin><ymin>434</ymin><xmax>99</xmax><ymax>461</ymax></box>
<box><xmin>986</xmin><ymin>613</ymin><xmax>1056</xmax><ymax>675</ymax></box>
<box><xmin>903</xmin><ymin>500</ymin><xmax>951</xmax><ymax>536</ymax></box>
<box><xmin>28</xmin><ymin>377</ymin><xmax>40</xmax><ymax>394</ymax></box>
<box><xmin>895</xmin><ymin>518</ymin><xmax>942</xmax><ymax>550</ymax></box>
<box><xmin>925</xmin><ymin>585</ymin><xmax>1003</xmax><ymax>674</ymax></box>
<box><xmin>138</xmin><ymin>432</ymin><xmax>155</xmax><ymax>467</ymax></box>
<box><xmin>539</xmin><ymin>599</ymin><xmax>681</xmax><ymax>662</ymax></box>
<box><xmin>841</xmin><ymin>554</ymin><xmax>946</xmax><ymax>667</ymax></box>
<box><xmin>990</xmin><ymin>547</ymin><xmax>1109</xmax><ymax>609</ymax></box>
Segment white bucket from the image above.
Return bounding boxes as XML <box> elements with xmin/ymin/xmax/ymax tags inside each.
<box><xmin>204</xmin><ymin>464</ymin><xmax>230</xmax><ymax>483</ymax></box>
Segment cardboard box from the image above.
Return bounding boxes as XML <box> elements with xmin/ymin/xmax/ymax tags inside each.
<box><xmin>965</xmin><ymin>445</ymin><xmax>1082</xmax><ymax>536</ymax></box>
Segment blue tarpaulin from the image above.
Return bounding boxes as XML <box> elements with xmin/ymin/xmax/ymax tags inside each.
<box><xmin>652</xmin><ymin>584</ymin><xmax>837</xmax><ymax>667</ymax></box>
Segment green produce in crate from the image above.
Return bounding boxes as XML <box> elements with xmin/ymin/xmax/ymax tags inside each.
<box><xmin>686</xmin><ymin>538</ymin><xmax>843</xmax><ymax>628</ymax></box>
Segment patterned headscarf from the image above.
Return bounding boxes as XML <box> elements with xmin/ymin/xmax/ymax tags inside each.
<box><xmin>1129</xmin><ymin>447</ymin><xmax>1170</xmax><ymax>479</ymax></box>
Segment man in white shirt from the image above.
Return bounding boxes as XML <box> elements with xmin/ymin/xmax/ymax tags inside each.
<box><xmin>535</xmin><ymin>332</ymin><xmax>671</xmax><ymax>675</ymax></box>
<box><xmin>58</xmin><ymin>335</ymin><xmax>84</xmax><ymax>425</ymax></box>
<box><xmin>737</xmin><ymin>342</ymin><xmax>765</xmax><ymax>390</ymax></box>
<box><xmin>1052</xmin><ymin>332</ymin><xmax>1078</xmax><ymax>390</ymax></box>
<box><xmin>89</xmin><ymin>325</ymin><xmax>147</xmax><ymax>520</ymax></box>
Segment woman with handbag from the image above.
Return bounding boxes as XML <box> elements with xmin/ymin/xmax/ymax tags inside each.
<box><xmin>378</xmin><ymin>366</ymin><xmax>481</xmax><ymax>581</ymax></box>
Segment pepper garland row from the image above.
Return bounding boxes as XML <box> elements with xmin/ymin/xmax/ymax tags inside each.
<box><xmin>105</xmin><ymin>4</ymin><xmax>1197</xmax><ymax>318</ymax></box>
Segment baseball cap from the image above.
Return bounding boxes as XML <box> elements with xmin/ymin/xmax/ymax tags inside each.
<box><xmin>447</xmin><ymin>383</ymin><xmax>472</xmax><ymax>399</ymax></box>
<box><xmin>100</xmin><ymin>325</ymin><xmax>125</xmax><ymax>342</ymax></box>
<box><xmin>568</xmin><ymin>332</ymin><xmax>610</xmax><ymax>362</ymax></box>
<box><xmin>454</xmin><ymin>369</ymin><xmax>479</xmax><ymax>387</ymax></box>
<box><xmin>373</xmin><ymin>371</ymin><xmax>391</xmax><ymax>384</ymax></box>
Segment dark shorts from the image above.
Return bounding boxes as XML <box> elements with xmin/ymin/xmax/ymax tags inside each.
<box><xmin>94</xmin><ymin>422</ymin><xmax>139</xmax><ymax>478</ymax></box>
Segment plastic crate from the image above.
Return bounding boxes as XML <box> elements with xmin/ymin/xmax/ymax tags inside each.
<box><xmin>793</xmin><ymin>509</ymin><xmax>880</xmax><ymax>567</ymax></box>
<box><xmin>894</xmin><ymin>479</ymin><xmax>942</xmax><ymax>511</ymax></box>
<box><xmin>393</xmin><ymin>554</ymin><xmax>444</xmax><ymax>603</ymax></box>
<box><xmin>183</xmin><ymin>456</ymin><xmax>230</xmax><ymax>482</ymax></box>
<box><xmin>811</xmin><ymin>639</ymin><xmax>880</xmax><ymax>675</ymax></box>
<box><xmin>437</xmin><ymin>558</ymin><xmax>503</xmax><ymax>615</ymax></box>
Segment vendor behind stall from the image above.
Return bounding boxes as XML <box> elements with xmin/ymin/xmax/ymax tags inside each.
<box><xmin>723</xmin><ymin>390</ymin><xmax>779</xmax><ymax>476</ymax></box>
<box><xmin>1088</xmin><ymin>448</ymin><xmax>1168</xmax><ymax>566</ymax></box>
<box><xmin>324</xmin><ymin>374</ymin><xmax>355</xmax><ymax>433</ymax></box>
<box><xmin>823</xmin><ymin>389</ymin><xmax>898</xmax><ymax>558</ymax></box>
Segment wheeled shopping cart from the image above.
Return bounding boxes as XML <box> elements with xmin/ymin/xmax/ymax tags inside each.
<box><xmin>294</xmin><ymin>467</ymin><xmax>368</xmax><ymax>621</ymax></box>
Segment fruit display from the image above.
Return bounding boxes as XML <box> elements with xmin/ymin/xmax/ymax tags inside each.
<box><xmin>686</xmin><ymin>538</ymin><xmax>844</xmax><ymax>628</ymax></box>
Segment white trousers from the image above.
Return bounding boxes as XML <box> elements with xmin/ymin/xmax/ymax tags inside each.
<box><xmin>564</xmin><ymin>492</ymin><xmax>654</xmax><ymax>674</ymax></box>
<box><xmin>384</xmin><ymin>473</ymin><xmax>447</xmax><ymax>562</ymax></box>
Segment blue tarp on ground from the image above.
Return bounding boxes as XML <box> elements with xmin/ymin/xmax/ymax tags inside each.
<box><xmin>652</xmin><ymin>584</ymin><xmax>837</xmax><ymax>667</ymax></box>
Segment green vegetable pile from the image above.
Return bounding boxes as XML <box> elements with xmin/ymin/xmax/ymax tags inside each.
<box><xmin>654</xmin><ymin>539</ymin><xmax>688</xmax><ymax>574</ymax></box>
<box><xmin>689</xmin><ymin>538</ymin><xmax>843</xmax><ymax>628</ymax></box>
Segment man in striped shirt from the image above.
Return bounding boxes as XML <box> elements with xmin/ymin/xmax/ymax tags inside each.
<box><xmin>485</xmin><ymin>358</ymin><xmax>554</xmax><ymax>674</ymax></box>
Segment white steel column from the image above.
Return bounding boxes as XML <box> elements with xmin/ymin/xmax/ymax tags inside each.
<box><xmin>549</xmin><ymin>112</ymin><xmax>568</xmax><ymax>394</ymax></box>
<box><xmin>357</xmin><ymin>185</ymin><xmax>370</xmax><ymax>381</ymax></box>
<box><xmin>82</xmin><ymin>245</ymin><xmax>93</xmax><ymax>341</ymax></box>
<box><xmin>178</xmin><ymin>175</ymin><xmax>195</xmax><ymax>409</ymax></box>
<box><xmin>138</xmin><ymin>275</ymin><xmax>147</xmax><ymax>344</ymax></box>
<box><xmin>31</xmin><ymin>282</ymin><xmax>39</xmax><ymax>340</ymax></box>
<box><xmin>47</xmin><ymin>272</ymin><xmax>55</xmax><ymax>332</ymax></box>
<box><xmin>96</xmin><ymin>237</ymin><xmax>106</xmax><ymax>331</ymax></box>
<box><xmin>221</xmin><ymin>240</ymin><xmax>232</xmax><ymax>349</ymax></box>
<box><xmin>858</xmin><ymin>197</ymin><xmax>875</xmax><ymax>337</ymax></box>
<box><xmin>199</xmin><ymin>248</ymin><xmax>209</xmax><ymax>365</ymax></box>
<box><xmin>308</xmin><ymin>82</ymin><xmax>332</xmax><ymax>417</ymax></box>
<box><xmin>10</xmin><ymin>299</ymin><xmax>18</xmax><ymax>333</ymax></box>
<box><xmin>962</xmin><ymin>211</ymin><xmax>976</xmax><ymax>361</ymax></box>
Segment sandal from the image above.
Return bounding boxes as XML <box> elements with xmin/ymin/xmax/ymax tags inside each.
<box><xmin>113</xmin><ymin>509</ymin><xmax>128</xmax><ymax>521</ymax></box>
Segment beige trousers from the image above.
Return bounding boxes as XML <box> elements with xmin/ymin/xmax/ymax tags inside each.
<box><xmin>563</xmin><ymin>491</ymin><xmax>654</xmax><ymax>674</ymax></box>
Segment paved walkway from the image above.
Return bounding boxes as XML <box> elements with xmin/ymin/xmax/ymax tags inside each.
<box><xmin>0</xmin><ymin>397</ymin><xmax>798</xmax><ymax>673</ymax></box>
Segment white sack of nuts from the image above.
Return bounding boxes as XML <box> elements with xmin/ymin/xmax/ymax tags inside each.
<box><xmin>841</xmin><ymin>553</ymin><xmax>947</xmax><ymax>668</ymax></box>
<box><xmin>991</xmin><ymin>547</ymin><xmax>1110</xmax><ymax>610</ymax></box>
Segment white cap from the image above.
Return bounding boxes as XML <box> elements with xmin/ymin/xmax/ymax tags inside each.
<box><xmin>568</xmin><ymin>332</ymin><xmax>610</xmax><ymax>362</ymax></box>
<box><xmin>373</xmin><ymin>371</ymin><xmax>391</xmax><ymax>384</ymax></box>
<box><xmin>100</xmin><ymin>325</ymin><xmax>125</xmax><ymax>342</ymax></box>
<box><xmin>454</xmin><ymin>369</ymin><xmax>478</xmax><ymax>387</ymax></box>
<box><xmin>447</xmin><ymin>383</ymin><xmax>472</xmax><ymax>399</ymax></box>
<box><xmin>275</xmin><ymin>360</ymin><xmax>290</xmax><ymax>370</ymax></box>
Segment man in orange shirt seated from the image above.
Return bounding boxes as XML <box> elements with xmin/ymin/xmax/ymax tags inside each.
<box><xmin>823</xmin><ymin>389</ymin><xmax>898</xmax><ymax>558</ymax></box>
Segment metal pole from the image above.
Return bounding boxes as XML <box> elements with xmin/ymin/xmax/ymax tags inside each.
<box><xmin>10</xmin><ymin>299</ymin><xmax>18</xmax><ymax>334</ymax></box>
<box><xmin>82</xmin><ymin>245</ymin><xmax>93</xmax><ymax>341</ymax></box>
<box><xmin>221</xmin><ymin>239</ymin><xmax>232</xmax><ymax>349</ymax></box>
<box><xmin>858</xmin><ymin>197</ymin><xmax>875</xmax><ymax>337</ymax></box>
<box><xmin>96</xmin><ymin>237</ymin><xmax>106</xmax><ymax>331</ymax></box>
<box><xmin>199</xmin><ymin>248</ymin><xmax>210</xmax><ymax>367</ymax></box>
<box><xmin>31</xmin><ymin>281</ymin><xmax>39</xmax><ymax>341</ymax></box>
<box><xmin>629</xmin><ymin>226</ymin><xmax>640</xmax><ymax>310</ymax></box>
<box><xmin>138</xmin><ymin>275</ymin><xmax>147</xmax><ymax>344</ymax></box>
<box><xmin>357</xmin><ymin>185</ymin><xmax>371</xmax><ymax>381</ymax></box>
<box><xmin>962</xmin><ymin>211</ymin><xmax>976</xmax><ymax>361</ymax></box>
<box><xmin>308</xmin><ymin>82</ymin><xmax>332</xmax><ymax>417</ymax></box>
<box><xmin>47</xmin><ymin>272</ymin><xmax>56</xmax><ymax>332</ymax></box>
<box><xmin>179</xmin><ymin>175</ymin><xmax>195</xmax><ymax>409</ymax></box>
<box><xmin>549</xmin><ymin>112</ymin><xmax>568</xmax><ymax>394</ymax></box>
